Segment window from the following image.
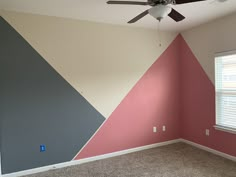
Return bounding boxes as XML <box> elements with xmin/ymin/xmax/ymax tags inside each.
<box><xmin>215</xmin><ymin>51</ymin><xmax>236</xmax><ymax>133</ymax></box>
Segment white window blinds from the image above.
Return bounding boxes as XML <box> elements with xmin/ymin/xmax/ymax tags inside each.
<box><xmin>215</xmin><ymin>52</ymin><xmax>236</xmax><ymax>130</ymax></box>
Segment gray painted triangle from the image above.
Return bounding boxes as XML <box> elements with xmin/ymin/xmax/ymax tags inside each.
<box><xmin>0</xmin><ymin>17</ymin><xmax>105</xmax><ymax>174</ymax></box>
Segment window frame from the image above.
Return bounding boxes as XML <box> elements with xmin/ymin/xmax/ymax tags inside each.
<box><xmin>214</xmin><ymin>50</ymin><xmax>236</xmax><ymax>134</ymax></box>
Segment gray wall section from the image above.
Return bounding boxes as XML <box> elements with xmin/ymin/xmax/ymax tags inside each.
<box><xmin>0</xmin><ymin>17</ymin><xmax>105</xmax><ymax>174</ymax></box>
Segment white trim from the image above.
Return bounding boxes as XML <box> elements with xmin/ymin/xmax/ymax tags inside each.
<box><xmin>215</xmin><ymin>50</ymin><xmax>236</xmax><ymax>58</ymax></box>
<box><xmin>214</xmin><ymin>125</ymin><xmax>236</xmax><ymax>134</ymax></box>
<box><xmin>2</xmin><ymin>139</ymin><xmax>181</xmax><ymax>177</ymax></box>
<box><xmin>180</xmin><ymin>139</ymin><xmax>236</xmax><ymax>162</ymax></box>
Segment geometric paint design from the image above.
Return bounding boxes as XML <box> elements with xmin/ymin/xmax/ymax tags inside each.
<box><xmin>75</xmin><ymin>34</ymin><xmax>236</xmax><ymax>160</ymax></box>
<box><xmin>0</xmin><ymin>17</ymin><xmax>105</xmax><ymax>174</ymax></box>
<box><xmin>1</xmin><ymin>12</ymin><xmax>236</xmax><ymax>174</ymax></box>
<box><xmin>179</xmin><ymin>35</ymin><xmax>236</xmax><ymax>157</ymax></box>
<box><xmin>75</xmin><ymin>35</ymin><xmax>182</xmax><ymax>160</ymax></box>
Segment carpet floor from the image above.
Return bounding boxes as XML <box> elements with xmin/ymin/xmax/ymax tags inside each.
<box><xmin>23</xmin><ymin>143</ymin><xmax>236</xmax><ymax>177</ymax></box>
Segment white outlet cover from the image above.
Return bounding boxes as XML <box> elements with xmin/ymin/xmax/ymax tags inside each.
<box><xmin>163</xmin><ymin>126</ymin><xmax>166</xmax><ymax>131</ymax></box>
<box><xmin>153</xmin><ymin>127</ymin><xmax>157</xmax><ymax>133</ymax></box>
<box><xmin>206</xmin><ymin>129</ymin><xmax>210</xmax><ymax>136</ymax></box>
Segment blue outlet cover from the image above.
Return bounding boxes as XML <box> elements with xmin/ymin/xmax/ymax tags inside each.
<box><xmin>40</xmin><ymin>145</ymin><xmax>46</xmax><ymax>152</ymax></box>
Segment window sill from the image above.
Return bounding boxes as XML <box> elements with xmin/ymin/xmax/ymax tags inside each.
<box><xmin>214</xmin><ymin>125</ymin><xmax>236</xmax><ymax>135</ymax></box>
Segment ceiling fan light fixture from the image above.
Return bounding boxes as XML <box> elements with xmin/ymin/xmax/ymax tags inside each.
<box><xmin>148</xmin><ymin>5</ymin><xmax>172</xmax><ymax>21</ymax></box>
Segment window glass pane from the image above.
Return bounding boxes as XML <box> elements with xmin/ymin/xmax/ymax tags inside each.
<box><xmin>216</xmin><ymin>94</ymin><xmax>236</xmax><ymax>129</ymax></box>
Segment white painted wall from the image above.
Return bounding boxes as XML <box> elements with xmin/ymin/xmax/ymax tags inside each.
<box><xmin>1</xmin><ymin>11</ymin><xmax>177</xmax><ymax>118</ymax></box>
<box><xmin>181</xmin><ymin>12</ymin><xmax>236</xmax><ymax>84</ymax></box>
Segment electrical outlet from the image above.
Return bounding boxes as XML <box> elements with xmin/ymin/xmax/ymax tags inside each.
<box><xmin>206</xmin><ymin>129</ymin><xmax>210</xmax><ymax>136</ymax></box>
<box><xmin>162</xmin><ymin>126</ymin><xmax>166</xmax><ymax>132</ymax></box>
<box><xmin>153</xmin><ymin>127</ymin><xmax>157</xmax><ymax>133</ymax></box>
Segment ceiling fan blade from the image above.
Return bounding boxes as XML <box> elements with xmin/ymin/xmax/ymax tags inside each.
<box><xmin>168</xmin><ymin>8</ymin><xmax>185</xmax><ymax>22</ymax></box>
<box><xmin>175</xmin><ymin>0</ymin><xmax>206</xmax><ymax>4</ymax></box>
<box><xmin>128</xmin><ymin>10</ymin><xmax>149</xmax><ymax>23</ymax></box>
<box><xmin>107</xmin><ymin>1</ymin><xmax>148</xmax><ymax>5</ymax></box>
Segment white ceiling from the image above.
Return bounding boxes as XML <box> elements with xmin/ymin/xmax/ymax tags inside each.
<box><xmin>1</xmin><ymin>0</ymin><xmax>236</xmax><ymax>31</ymax></box>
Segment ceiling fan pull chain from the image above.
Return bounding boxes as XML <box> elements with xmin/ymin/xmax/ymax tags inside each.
<box><xmin>157</xmin><ymin>20</ymin><xmax>162</xmax><ymax>47</ymax></box>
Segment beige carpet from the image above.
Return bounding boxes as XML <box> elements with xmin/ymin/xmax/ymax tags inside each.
<box><xmin>23</xmin><ymin>143</ymin><xmax>236</xmax><ymax>177</ymax></box>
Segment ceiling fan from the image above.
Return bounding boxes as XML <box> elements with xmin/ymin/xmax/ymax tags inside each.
<box><xmin>107</xmin><ymin>0</ymin><xmax>206</xmax><ymax>23</ymax></box>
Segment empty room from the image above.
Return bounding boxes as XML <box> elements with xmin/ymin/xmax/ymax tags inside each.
<box><xmin>0</xmin><ymin>0</ymin><xmax>236</xmax><ymax>177</ymax></box>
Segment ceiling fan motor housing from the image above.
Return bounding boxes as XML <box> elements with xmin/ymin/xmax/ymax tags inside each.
<box><xmin>148</xmin><ymin>0</ymin><xmax>174</xmax><ymax>6</ymax></box>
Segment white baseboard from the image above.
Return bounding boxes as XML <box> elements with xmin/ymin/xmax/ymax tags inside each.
<box><xmin>180</xmin><ymin>139</ymin><xmax>236</xmax><ymax>162</ymax></box>
<box><xmin>2</xmin><ymin>139</ymin><xmax>181</xmax><ymax>177</ymax></box>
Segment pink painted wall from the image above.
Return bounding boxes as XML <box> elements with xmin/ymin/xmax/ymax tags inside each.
<box><xmin>74</xmin><ymin>35</ymin><xmax>236</xmax><ymax>160</ymax></box>
<box><xmin>75</xmin><ymin>36</ymin><xmax>182</xmax><ymax>160</ymax></box>
<box><xmin>179</xmin><ymin>35</ymin><xmax>236</xmax><ymax>157</ymax></box>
